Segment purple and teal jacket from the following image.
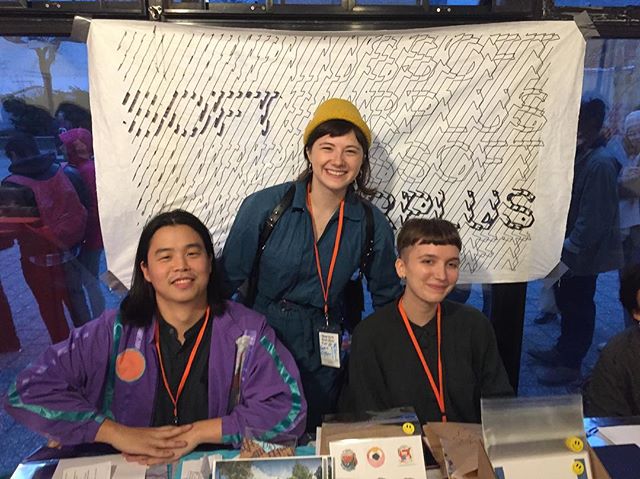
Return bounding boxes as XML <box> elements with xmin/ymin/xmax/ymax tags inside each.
<box><xmin>4</xmin><ymin>301</ymin><xmax>306</xmax><ymax>447</ymax></box>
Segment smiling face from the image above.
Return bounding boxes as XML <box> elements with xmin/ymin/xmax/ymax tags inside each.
<box><xmin>625</xmin><ymin>123</ymin><xmax>640</xmax><ymax>155</ymax></box>
<box><xmin>140</xmin><ymin>224</ymin><xmax>211</xmax><ymax>314</ymax></box>
<box><xmin>306</xmin><ymin>130</ymin><xmax>364</xmax><ymax>197</ymax></box>
<box><xmin>396</xmin><ymin>242</ymin><xmax>460</xmax><ymax>308</ymax></box>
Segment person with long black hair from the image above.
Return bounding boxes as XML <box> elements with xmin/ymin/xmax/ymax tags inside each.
<box><xmin>6</xmin><ymin>209</ymin><xmax>306</xmax><ymax>464</ymax></box>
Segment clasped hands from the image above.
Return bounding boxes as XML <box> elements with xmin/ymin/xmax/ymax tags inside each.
<box><xmin>95</xmin><ymin>418</ymin><xmax>221</xmax><ymax>466</ymax></box>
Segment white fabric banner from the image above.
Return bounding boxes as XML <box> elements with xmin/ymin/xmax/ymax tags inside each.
<box><xmin>88</xmin><ymin>20</ymin><xmax>585</xmax><ymax>287</ymax></box>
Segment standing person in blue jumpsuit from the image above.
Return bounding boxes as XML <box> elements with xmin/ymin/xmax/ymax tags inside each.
<box><xmin>221</xmin><ymin>98</ymin><xmax>402</xmax><ymax>431</ymax></box>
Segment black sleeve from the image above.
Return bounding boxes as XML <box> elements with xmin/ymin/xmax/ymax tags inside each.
<box><xmin>474</xmin><ymin>314</ymin><xmax>514</xmax><ymax>398</ymax></box>
<box><xmin>63</xmin><ymin>166</ymin><xmax>89</xmax><ymax>209</ymax></box>
<box><xmin>339</xmin><ymin>323</ymin><xmax>390</xmax><ymax>415</ymax></box>
<box><xmin>585</xmin><ymin>341</ymin><xmax>632</xmax><ymax>417</ymax></box>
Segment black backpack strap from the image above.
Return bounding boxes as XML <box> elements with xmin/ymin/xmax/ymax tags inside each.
<box><xmin>342</xmin><ymin>199</ymin><xmax>376</xmax><ymax>333</ymax></box>
<box><xmin>243</xmin><ymin>184</ymin><xmax>296</xmax><ymax>307</ymax></box>
<box><xmin>359</xmin><ymin>199</ymin><xmax>375</xmax><ymax>279</ymax></box>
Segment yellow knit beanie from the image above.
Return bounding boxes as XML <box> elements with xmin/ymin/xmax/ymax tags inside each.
<box><xmin>303</xmin><ymin>98</ymin><xmax>371</xmax><ymax>147</ymax></box>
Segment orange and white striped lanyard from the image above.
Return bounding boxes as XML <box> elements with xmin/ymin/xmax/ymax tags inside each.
<box><xmin>306</xmin><ymin>183</ymin><xmax>345</xmax><ymax>326</ymax></box>
<box><xmin>397</xmin><ymin>298</ymin><xmax>446</xmax><ymax>422</ymax></box>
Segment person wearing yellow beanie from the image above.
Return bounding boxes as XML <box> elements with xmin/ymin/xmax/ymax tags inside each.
<box><xmin>303</xmin><ymin>98</ymin><xmax>372</xmax><ymax>146</ymax></box>
<box><xmin>221</xmin><ymin>98</ymin><xmax>401</xmax><ymax>432</ymax></box>
<box><xmin>298</xmin><ymin>98</ymin><xmax>374</xmax><ymax>198</ymax></box>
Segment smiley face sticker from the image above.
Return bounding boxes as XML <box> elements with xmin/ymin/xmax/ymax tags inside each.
<box><xmin>402</xmin><ymin>422</ymin><xmax>415</xmax><ymax>435</ymax></box>
<box><xmin>572</xmin><ymin>460</ymin><xmax>585</xmax><ymax>475</ymax></box>
<box><xmin>565</xmin><ymin>436</ymin><xmax>584</xmax><ymax>453</ymax></box>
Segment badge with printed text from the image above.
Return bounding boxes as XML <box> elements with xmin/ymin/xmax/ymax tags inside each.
<box><xmin>318</xmin><ymin>331</ymin><xmax>340</xmax><ymax>368</ymax></box>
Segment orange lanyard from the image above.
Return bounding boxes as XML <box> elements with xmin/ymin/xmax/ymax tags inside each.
<box><xmin>397</xmin><ymin>298</ymin><xmax>447</xmax><ymax>422</ymax></box>
<box><xmin>306</xmin><ymin>183</ymin><xmax>345</xmax><ymax>326</ymax></box>
<box><xmin>154</xmin><ymin>306</ymin><xmax>210</xmax><ymax>424</ymax></box>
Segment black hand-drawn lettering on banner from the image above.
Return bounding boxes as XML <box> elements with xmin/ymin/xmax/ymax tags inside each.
<box><xmin>89</xmin><ymin>21</ymin><xmax>583</xmax><ymax>283</ymax></box>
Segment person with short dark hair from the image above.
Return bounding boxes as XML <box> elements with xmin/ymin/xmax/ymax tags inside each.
<box><xmin>339</xmin><ymin>218</ymin><xmax>512</xmax><ymax>424</ymax></box>
<box><xmin>5</xmin><ymin>210</ymin><xmax>306</xmax><ymax>464</ymax></box>
<box><xmin>585</xmin><ymin>264</ymin><xmax>640</xmax><ymax>416</ymax></box>
<box><xmin>221</xmin><ymin>99</ymin><xmax>402</xmax><ymax>431</ymax></box>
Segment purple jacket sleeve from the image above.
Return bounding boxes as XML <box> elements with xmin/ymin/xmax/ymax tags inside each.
<box><xmin>219</xmin><ymin>318</ymin><xmax>307</xmax><ymax>446</ymax></box>
<box><xmin>4</xmin><ymin>312</ymin><xmax>115</xmax><ymax>445</ymax></box>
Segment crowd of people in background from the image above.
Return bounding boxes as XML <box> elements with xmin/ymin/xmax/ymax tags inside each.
<box><xmin>527</xmin><ymin>98</ymin><xmax>640</xmax><ymax>394</ymax></box>
<box><xmin>0</xmin><ymin>98</ymin><xmax>102</xmax><ymax>353</ymax></box>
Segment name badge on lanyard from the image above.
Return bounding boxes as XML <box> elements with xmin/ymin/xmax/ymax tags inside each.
<box><xmin>307</xmin><ymin>183</ymin><xmax>345</xmax><ymax>370</ymax></box>
<box><xmin>319</xmin><ymin>330</ymin><xmax>341</xmax><ymax>368</ymax></box>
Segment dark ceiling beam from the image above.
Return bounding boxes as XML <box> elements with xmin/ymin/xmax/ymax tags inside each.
<box><xmin>0</xmin><ymin>3</ymin><xmax>639</xmax><ymax>38</ymax></box>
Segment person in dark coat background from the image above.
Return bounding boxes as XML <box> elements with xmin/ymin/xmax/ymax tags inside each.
<box><xmin>585</xmin><ymin>263</ymin><xmax>640</xmax><ymax>417</ymax></box>
<box><xmin>529</xmin><ymin>97</ymin><xmax>623</xmax><ymax>385</ymax></box>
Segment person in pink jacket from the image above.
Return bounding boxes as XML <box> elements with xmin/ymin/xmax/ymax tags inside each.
<box><xmin>60</xmin><ymin>128</ymin><xmax>105</xmax><ymax>320</ymax></box>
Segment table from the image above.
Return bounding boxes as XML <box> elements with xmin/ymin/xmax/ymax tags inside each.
<box><xmin>11</xmin><ymin>417</ymin><xmax>640</xmax><ymax>479</ymax></box>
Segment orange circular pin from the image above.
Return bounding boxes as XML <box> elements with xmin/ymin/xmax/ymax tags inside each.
<box><xmin>116</xmin><ymin>348</ymin><xmax>146</xmax><ymax>382</ymax></box>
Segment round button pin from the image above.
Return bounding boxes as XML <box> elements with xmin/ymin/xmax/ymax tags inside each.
<box><xmin>572</xmin><ymin>460</ymin><xmax>585</xmax><ymax>475</ymax></box>
<box><xmin>402</xmin><ymin>422</ymin><xmax>415</xmax><ymax>435</ymax></box>
<box><xmin>565</xmin><ymin>436</ymin><xmax>584</xmax><ymax>452</ymax></box>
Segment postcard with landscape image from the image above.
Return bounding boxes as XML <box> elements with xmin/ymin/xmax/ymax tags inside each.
<box><xmin>214</xmin><ymin>455</ymin><xmax>331</xmax><ymax>479</ymax></box>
